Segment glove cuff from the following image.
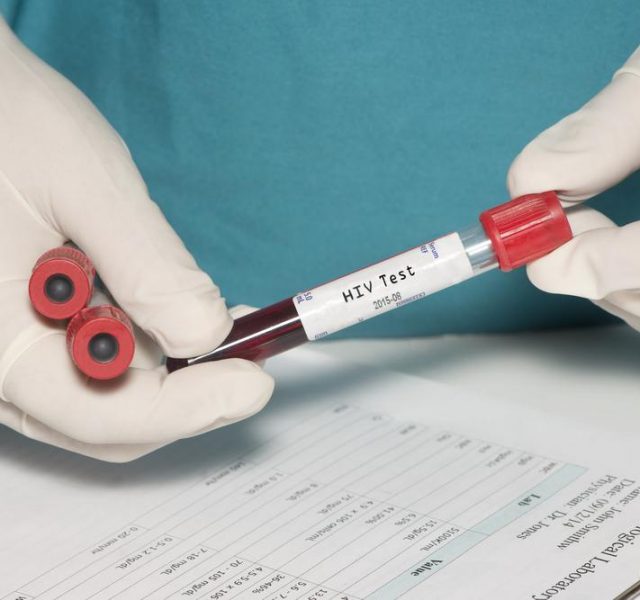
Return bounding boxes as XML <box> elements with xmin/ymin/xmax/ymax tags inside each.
<box><xmin>614</xmin><ymin>45</ymin><xmax>640</xmax><ymax>80</ymax></box>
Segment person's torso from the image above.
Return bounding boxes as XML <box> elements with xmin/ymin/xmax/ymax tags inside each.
<box><xmin>2</xmin><ymin>0</ymin><xmax>638</xmax><ymax>336</ymax></box>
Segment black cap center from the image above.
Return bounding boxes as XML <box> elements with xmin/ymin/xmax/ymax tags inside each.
<box><xmin>88</xmin><ymin>333</ymin><xmax>119</xmax><ymax>363</ymax></box>
<box><xmin>44</xmin><ymin>274</ymin><xmax>74</xmax><ymax>303</ymax></box>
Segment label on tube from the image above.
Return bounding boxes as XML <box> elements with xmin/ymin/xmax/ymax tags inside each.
<box><xmin>293</xmin><ymin>232</ymin><xmax>474</xmax><ymax>340</ymax></box>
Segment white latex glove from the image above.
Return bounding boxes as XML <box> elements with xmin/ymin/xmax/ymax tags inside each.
<box><xmin>0</xmin><ymin>18</ymin><xmax>273</xmax><ymax>462</ymax></box>
<box><xmin>508</xmin><ymin>46</ymin><xmax>640</xmax><ymax>331</ymax></box>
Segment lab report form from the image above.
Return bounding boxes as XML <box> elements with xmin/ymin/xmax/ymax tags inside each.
<box><xmin>1</xmin><ymin>349</ymin><xmax>639</xmax><ymax>600</ymax></box>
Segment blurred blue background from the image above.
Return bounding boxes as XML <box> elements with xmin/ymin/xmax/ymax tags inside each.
<box><xmin>1</xmin><ymin>0</ymin><xmax>639</xmax><ymax>337</ymax></box>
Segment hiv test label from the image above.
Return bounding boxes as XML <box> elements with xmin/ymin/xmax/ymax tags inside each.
<box><xmin>293</xmin><ymin>232</ymin><xmax>474</xmax><ymax>340</ymax></box>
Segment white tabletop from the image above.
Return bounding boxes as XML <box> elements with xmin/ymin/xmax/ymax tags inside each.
<box><xmin>313</xmin><ymin>324</ymin><xmax>640</xmax><ymax>438</ymax></box>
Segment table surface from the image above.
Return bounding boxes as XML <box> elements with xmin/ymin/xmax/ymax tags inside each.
<box><xmin>314</xmin><ymin>324</ymin><xmax>640</xmax><ymax>438</ymax></box>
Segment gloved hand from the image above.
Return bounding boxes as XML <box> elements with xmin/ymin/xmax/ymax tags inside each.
<box><xmin>508</xmin><ymin>46</ymin><xmax>640</xmax><ymax>331</ymax></box>
<box><xmin>0</xmin><ymin>18</ymin><xmax>273</xmax><ymax>462</ymax></box>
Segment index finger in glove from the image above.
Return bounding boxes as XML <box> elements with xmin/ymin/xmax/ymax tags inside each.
<box><xmin>508</xmin><ymin>50</ymin><xmax>640</xmax><ymax>203</ymax></box>
<box><xmin>50</xmin><ymin>148</ymin><xmax>232</xmax><ymax>359</ymax></box>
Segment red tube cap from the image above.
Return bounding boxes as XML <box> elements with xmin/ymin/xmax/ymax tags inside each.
<box><xmin>479</xmin><ymin>191</ymin><xmax>573</xmax><ymax>272</ymax></box>
<box><xmin>67</xmin><ymin>305</ymin><xmax>135</xmax><ymax>380</ymax></box>
<box><xmin>29</xmin><ymin>247</ymin><xmax>95</xmax><ymax>319</ymax></box>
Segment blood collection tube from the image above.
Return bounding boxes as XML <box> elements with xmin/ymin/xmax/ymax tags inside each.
<box><xmin>29</xmin><ymin>246</ymin><xmax>135</xmax><ymax>380</ymax></box>
<box><xmin>167</xmin><ymin>191</ymin><xmax>572</xmax><ymax>372</ymax></box>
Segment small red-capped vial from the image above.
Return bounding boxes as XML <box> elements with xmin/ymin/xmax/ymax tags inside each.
<box><xmin>167</xmin><ymin>191</ymin><xmax>573</xmax><ymax>372</ymax></box>
<box><xmin>29</xmin><ymin>246</ymin><xmax>95</xmax><ymax>320</ymax></box>
<box><xmin>67</xmin><ymin>305</ymin><xmax>135</xmax><ymax>380</ymax></box>
<box><xmin>29</xmin><ymin>246</ymin><xmax>135</xmax><ymax>379</ymax></box>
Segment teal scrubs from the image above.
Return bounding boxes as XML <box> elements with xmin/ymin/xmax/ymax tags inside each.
<box><xmin>1</xmin><ymin>1</ymin><xmax>638</xmax><ymax>336</ymax></box>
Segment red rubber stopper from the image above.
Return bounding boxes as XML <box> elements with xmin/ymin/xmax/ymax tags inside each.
<box><xmin>29</xmin><ymin>246</ymin><xmax>95</xmax><ymax>319</ymax></box>
<box><xmin>479</xmin><ymin>191</ymin><xmax>573</xmax><ymax>272</ymax></box>
<box><xmin>67</xmin><ymin>305</ymin><xmax>135</xmax><ymax>380</ymax></box>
